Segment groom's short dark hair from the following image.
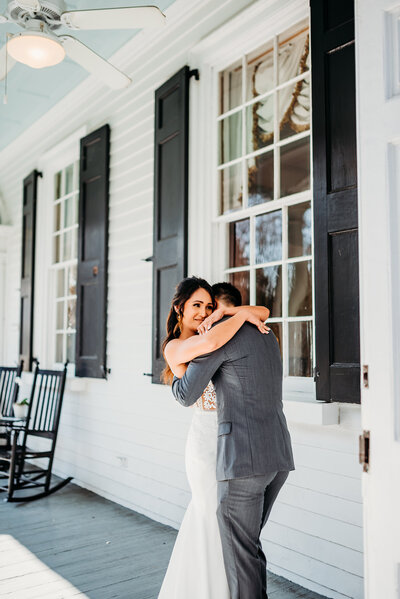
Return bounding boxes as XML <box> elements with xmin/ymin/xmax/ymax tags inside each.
<box><xmin>211</xmin><ymin>282</ymin><xmax>242</xmax><ymax>307</ymax></box>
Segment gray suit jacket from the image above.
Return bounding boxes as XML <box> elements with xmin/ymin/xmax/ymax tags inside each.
<box><xmin>172</xmin><ymin>319</ymin><xmax>295</xmax><ymax>481</ymax></box>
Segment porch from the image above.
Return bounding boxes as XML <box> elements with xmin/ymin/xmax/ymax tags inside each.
<box><xmin>0</xmin><ymin>480</ymin><xmax>327</xmax><ymax>599</ymax></box>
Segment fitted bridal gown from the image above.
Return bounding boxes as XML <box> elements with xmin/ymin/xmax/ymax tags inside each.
<box><xmin>158</xmin><ymin>382</ymin><xmax>230</xmax><ymax>599</ymax></box>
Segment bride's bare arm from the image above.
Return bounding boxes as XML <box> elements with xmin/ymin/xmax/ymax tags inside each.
<box><xmin>197</xmin><ymin>305</ymin><xmax>270</xmax><ymax>334</ymax></box>
<box><xmin>165</xmin><ymin>310</ymin><xmax>268</xmax><ymax>370</ymax></box>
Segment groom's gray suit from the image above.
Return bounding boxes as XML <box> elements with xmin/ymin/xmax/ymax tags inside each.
<box><xmin>172</xmin><ymin>318</ymin><xmax>295</xmax><ymax>599</ymax></box>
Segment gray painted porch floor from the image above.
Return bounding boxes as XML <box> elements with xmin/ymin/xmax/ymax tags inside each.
<box><xmin>0</xmin><ymin>480</ymin><xmax>327</xmax><ymax>599</ymax></box>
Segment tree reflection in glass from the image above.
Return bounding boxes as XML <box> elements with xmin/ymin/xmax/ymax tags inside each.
<box><xmin>256</xmin><ymin>265</ymin><xmax>282</xmax><ymax>317</ymax></box>
<box><xmin>255</xmin><ymin>210</ymin><xmax>282</xmax><ymax>263</ymax></box>
<box><xmin>288</xmin><ymin>321</ymin><xmax>312</xmax><ymax>377</ymax></box>
<box><xmin>229</xmin><ymin>219</ymin><xmax>250</xmax><ymax>267</ymax></box>
<box><xmin>268</xmin><ymin>322</ymin><xmax>283</xmax><ymax>357</ymax></box>
<box><xmin>229</xmin><ymin>271</ymin><xmax>250</xmax><ymax>305</ymax></box>
<box><xmin>220</xmin><ymin>163</ymin><xmax>242</xmax><ymax>214</ymax></box>
<box><xmin>288</xmin><ymin>201</ymin><xmax>311</xmax><ymax>257</ymax></box>
<box><xmin>288</xmin><ymin>260</ymin><xmax>312</xmax><ymax>316</ymax></box>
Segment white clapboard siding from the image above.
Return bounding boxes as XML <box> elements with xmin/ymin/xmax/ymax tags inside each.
<box><xmin>0</xmin><ymin>1</ymin><xmax>364</xmax><ymax>597</ymax></box>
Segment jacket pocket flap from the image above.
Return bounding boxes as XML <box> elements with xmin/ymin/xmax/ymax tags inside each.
<box><xmin>218</xmin><ymin>421</ymin><xmax>232</xmax><ymax>436</ymax></box>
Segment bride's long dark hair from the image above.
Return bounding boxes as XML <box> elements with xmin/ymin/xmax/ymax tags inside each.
<box><xmin>161</xmin><ymin>276</ymin><xmax>215</xmax><ymax>385</ymax></box>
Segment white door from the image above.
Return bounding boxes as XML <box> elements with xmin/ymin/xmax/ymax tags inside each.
<box><xmin>356</xmin><ymin>1</ymin><xmax>400</xmax><ymax>597</ymax></box>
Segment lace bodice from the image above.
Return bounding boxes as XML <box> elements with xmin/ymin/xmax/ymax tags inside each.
<box><xmin>194</xmin><ymin>381</ymin><xmax>217</xmax><ymax>411</ymax></box>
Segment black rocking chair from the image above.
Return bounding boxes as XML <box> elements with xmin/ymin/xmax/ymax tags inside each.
<box><xmin>0</xmin><ymin>361</ymin><xmax>24</xmax><ymax>451</ymax></box>
<box><xmin>0</xmin><ymin>361</ymin><xmax>73</xmax><ymax>502</ymax></box>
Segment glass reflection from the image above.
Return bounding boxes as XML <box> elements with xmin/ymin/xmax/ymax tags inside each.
<box><xmin>65</xmin><ymin>164</ymin><xmax>74</xmax><ymax>195</ymax></box>
<box><xmin>219</xmin><ymin>112</ymin><xmax>242</xmax><ymax>165</ymax></box>
<box><xmin>56</xmin><ymin>301</ymin><xmax>64</xmax><ymax>330</ymax></box>
<box><xmin>246</xmin><ymin>41</ymin><xmax>274</xmax><ymax>101</ymax></box>
<box><xmin>229</xmin><ymin>219</ymin><xmax>250</xmax><ymax>267</ymax></box>
<box><xmin>66</xmin><ymin>333</ymin><xmax>75</xmax><ymax>363</ymax></box>
<box><xmin>288</xmin><ymin>260</ymin><xmax>312</xmax><ymax>316</ymax></box>
<box><xmin>64</xmin><ymin>197</ymin><xmax>73</xmax><ymax>228</ymax></box>
<box><xmin>288</xmin><ymin>201</ymin><xmax>312</xmax><ymax>257</ymax></box>
<box><xmin>54</xmin><ymin>171</ymin><xmax>62</xmax><ymax>200</ymax></box>
<box><xmin>220</xmin><ymin>163</ymin><xmax>242</xmax><ymax>214</ymax></box>
<box><xmin>278</xmin><ymin>28</ymin><xmax>309</xmax><ymax>85</ymax></box>
<box><xmin>256</xmin><ymin>265</ymin><xmax>282</xmax><ymax>317</ymax></box>
<box><xmin>248</xmin><ymin>151</ymin><xmax>274</xmax><ymax>207</ymax></box>
<box><xmin>56</xmin><ymin>269</ymin><xmax>64</xmax><ymax>297</ymax></box>
<box><xmin>56</xmin><ymin>334</ymin><xmax>63</xmax><ymax>363</ymax></box>
<box><xmin>229</xmin><ymin>271</ymin><xmax>250</xmax><ymax>305</ymax></box>
<box><xmin>288</xmin><ymin>320</ymin><xmax>312</xmax><ymax>377</ymax></box>
<box><xmin>279</xmin><ymin>77</ymin><xmax>310</xmax><ymax>141</ymax></box>
<box><xmin>220</xmin><ymin>62</ymin><xmax>242</xmax><ymax>114</ymax></box>
<box><xmin>280</xmin><ymin>136</ymin><xmax>310</xmax><ymax>197</ymax></box>
<box><xmin>255</xmin><ymin>210</ymin><xmax>282</xmax><ymax>264</ymax></box>
<box><xmin>54</xmin><ymin>203</ymin><xmax>61</xmax><ymax>232</ymax></box>
<box><xmin>246</xmin><ymin>95</ymin><xmax>274</xmax><ymax>154</ymax></box>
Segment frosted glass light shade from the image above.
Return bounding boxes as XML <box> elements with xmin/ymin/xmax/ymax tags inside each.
<box><xmin>7</xmin><ymin>33</ymin><xmax>65</xmax><ymax>69</ymax></box>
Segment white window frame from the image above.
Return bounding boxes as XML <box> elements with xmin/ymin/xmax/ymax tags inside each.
<box><xmin>35</xmin><ymin>127</ymin><xmax>86</xmax><ymax>375</ymax></box>
<box><xmin>188</xmin><ymin>0</ymin><xmax>316</xmax><ymax>401</ymax></box>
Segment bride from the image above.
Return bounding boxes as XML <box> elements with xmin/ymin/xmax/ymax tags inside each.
<box><xmin>158</xmin><ymin>276</ymin><xmax>270</xmax><ymax>599</ymax></box>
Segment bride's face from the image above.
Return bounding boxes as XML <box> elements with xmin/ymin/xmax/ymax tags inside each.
<box><xmin>181</xmin><ymin>288</ymin><xmax>214</xmax><ymax>334</ymax></box>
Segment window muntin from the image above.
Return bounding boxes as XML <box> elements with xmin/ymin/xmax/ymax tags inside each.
<box><xmin>51</xmin><ymin>162</ymin><xmax>79</xmax><ymax>364</ymax></box>
<box><xmin>218</xmin><ymin>20</ymin><xmax>313</xmax><ymax>378</ymax></box>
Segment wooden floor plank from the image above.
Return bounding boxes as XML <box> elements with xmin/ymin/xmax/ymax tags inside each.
<box><xmin>0</xmin><ymin>481</ymin><xmax>328</xmax><ymax>598</ymax></box>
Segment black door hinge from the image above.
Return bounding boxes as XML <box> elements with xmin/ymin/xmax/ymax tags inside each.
<box><xmin>359</xmin><ymin>430</ymin><xmax>370</xmax><ymax>473</ymax></box>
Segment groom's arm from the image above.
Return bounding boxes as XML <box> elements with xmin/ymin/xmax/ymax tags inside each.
<box><xmin>172</xmin><ymin>347</ymin><xmax>226</xmax><ymax>407</ymax></box>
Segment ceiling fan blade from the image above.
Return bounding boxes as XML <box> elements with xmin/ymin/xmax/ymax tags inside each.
<box><xmin>0</xmin><ymin>44</ymin><xmax>16</xmax><ymax>82</ymax></box>
<box><xmin>61</xmin><ymin>36</ymin><xmax>131</xmax><ymax>90</ymax></box>
<box><xmin>60</xmin><ymin>6</ymin><xmax>166</xmax><ymax>30</ymax></box>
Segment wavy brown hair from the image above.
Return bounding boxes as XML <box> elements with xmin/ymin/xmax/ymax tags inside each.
<box><xmin>161</xmin><ymin>276</ymin><xmax>215</xmax><ymax>385</ymax></box>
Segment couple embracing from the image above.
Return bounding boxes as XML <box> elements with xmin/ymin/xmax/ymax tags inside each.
<box><xmin>158</xmin><ymin>276</ymin><xmax>295</xmax><ymax>599</ymax></box>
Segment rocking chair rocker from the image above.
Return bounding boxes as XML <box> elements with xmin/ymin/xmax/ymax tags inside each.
<box><xmin>0</xmin><ymin>360</ymin><xmax>73</xmax><ymax>502</ymax></box>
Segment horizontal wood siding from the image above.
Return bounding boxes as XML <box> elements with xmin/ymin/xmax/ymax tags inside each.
<box><xmin>0</xmin><ymin>1</ymin><xmax>363</xmax><ymax>598</ymax></box>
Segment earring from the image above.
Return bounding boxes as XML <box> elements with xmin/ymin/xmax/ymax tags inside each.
<box><xmin>177</xmin><ymin>313</ymin><xmax>183</xmax><ymax>331</ymax></box>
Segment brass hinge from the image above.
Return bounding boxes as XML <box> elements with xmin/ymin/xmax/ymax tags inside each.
<box><xmin>359</xmin><ymin>430</ymin><xmax>370</xmax><ymax>472</ymax></box>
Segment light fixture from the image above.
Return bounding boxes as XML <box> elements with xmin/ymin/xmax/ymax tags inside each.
<box><xmin>7</xmin><ymin>31</ymin><xmax>65</xmax><ymax>69</ymax></box>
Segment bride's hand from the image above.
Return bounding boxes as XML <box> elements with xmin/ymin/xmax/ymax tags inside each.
<box><xmin>241</xmin><ymin>309</ymin><xmax>270</xmax><ymax>334</ymax></box>
<box><xmin>197</xmin><ymin>308</ymin><xmax>226</xmax><ymax>335</ymax></box>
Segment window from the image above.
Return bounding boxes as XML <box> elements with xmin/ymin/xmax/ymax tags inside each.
<box><xmin>51</xmin><ymin>161</ymin><xmax>79</xmax><ymax>364</ymax></box>
<box><xmin>217</xmin><ymin>21</ymin><xmax>312</xmax><ymax>378</ymax></box>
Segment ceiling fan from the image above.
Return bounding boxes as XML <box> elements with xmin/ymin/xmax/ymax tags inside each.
<box><xmin>0</xmin><ymin>0</ymin><xmax>166</xmax><ymax>89</ymax></box>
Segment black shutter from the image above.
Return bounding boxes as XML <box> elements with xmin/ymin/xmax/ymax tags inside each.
<box><xmin>152</xmin><ymin>66</ymin><xmax>190</xmax><ymax>383</ymax></box>
<box><xmin>75</xmin><ymin>125</ymin><xmax>110</xmax><ymax>378</ymax></box>
<box><xmin>19</xmin><ymin>170</ymin><xmax>40</xmax><ymax>372</ymax></box>
<box><xmin>310</xmin><ymin>1</ymin><xmax>360</xmax><ymax>403</ymax></box>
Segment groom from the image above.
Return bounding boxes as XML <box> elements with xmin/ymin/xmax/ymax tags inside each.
<box><xmin>172</xmin><ymin>283</ymin><xmax>295</xmax><ymax>599</ymax></box>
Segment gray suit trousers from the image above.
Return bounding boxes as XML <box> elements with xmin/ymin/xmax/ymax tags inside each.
<box><xmin>217</xmin><ymin>471</ymin><xmax>289</xmax><ymax>599</ymax></box>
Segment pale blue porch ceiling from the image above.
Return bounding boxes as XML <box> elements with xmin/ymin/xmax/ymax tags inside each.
<box><xmin>0</xmin><ymin>0</ymin><xmax>175</xmax><ymax>152</ymax></box>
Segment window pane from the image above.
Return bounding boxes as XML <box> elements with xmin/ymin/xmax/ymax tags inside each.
<box><xmin>246</xmin><ymin>40</ymin><xmax>274</xmax><ymax>101</ymax></box>
<box><xmin>279</xmin><ymin>77</ymin><xmax>310</xmax><ymax>141</ymax></box>
<box><xmin>255</xmin><ymin>210</ymin><xmax>282</xmax><ymax>264</ymax></box>
<box><xmin>67</xmin><ymin>298</ymin><xmax>76</xmax><ymax>329</ymax></box>
<box><xmin>278</xmin><ymin>27</ymin><xmax>309</xmax><ymax>85</ymax></box>
<box><xmin>56</xmin><ymin>301</ymin><xmax>64</xmax><ymax>330</ymax></box>
<box><xmin>53</xmin><ymin>234</ymin><xmax>61</xmax><ymax>264</ymax></box>
<box><xmin>54</xmin><ymin>203</ymin><xmax>61</xmax><ymax>232</ymax></box>
<box><xmin>280</xmin><ymin>136</ymin><xmax>310</xmax><ymax>197</ymax></box>
<box><xmin>246</xmin><ymin>95</ymin><xmax>274</xmax><ymax>153</ymax></box>
<box><xmin>269</xmin><ymin>322</ymin><xmax>283</xmax><ymax>357</ymax></box>
<box><xmin>54</xmin><ymin>171</ymin><xmax>62</xmax><ymax>200</ymax></box>
<box><xmin>288</xmin><ymin>201</ymin><xmax>312</xmax><ymax>257</ymax></box>
<box><xmin>288</xmin><ymin>320</ymin><xmax>312</xmax><ymax>376</ymax></box>
<box><xmin>65</xmin><ymin>164</ymin><xmax>74</xmax><ymax>195</ymax></box>
<box><xmin>68</xmin><ymin>264</ymin><xmax>77</xmax><ymax>296</ymax></box>
<box><xmin>248</xmin><ymin>151</ymin><xmax>274</xmax><ymax>207</ymax></box>
<box><xmin>56</xmin><ymin>334</ymin><xmax>64</xmax><ymax>363</ymax></box>
<box><xmin>72</xmin><ymin>226</ymin><xmax>78</xmax><ymax>260</ymax></box>
<box><xmin>288</xmin><ymin>260</ymin><xmax>312</xmax><ymax>316</ymax></box>
<box><xmin>63</xmin><ymin>231</ymin><xmax>72</xmax><ymax>261</ymax></box>
<box><xmin>66</xmin><ymin>333</ymin><xmax>75</xmax><ymax>363</ymax></box>
<box><xmin>229</xmin><ymin>219</ymin><xmax>250</xmax><ymax>267</ymax></box>
<box><xmin>256</xmin><ymin>265</ymin><xmax>282</xmax><ymax>317</ymax></box>
<box><xmin>229</xmin><ymin>271</ymin><xmax>250</xmax><ymax>305</ymax></box>
<box><xmin>220</xmin><ymin>61</ymin><xmax>242</xmax><ymax>114</ymax></box>
<box><xmin>64</xmin><ymin>197</ymin><xmax>73</xmax><ymax>228</ymax></box>
<box><xmin>219</xmin><ymin>112</ymin><xmax>242</xmax><ymax>165</ymax></box>
<box><xmin>75</xmin><ymin>193</ymin><xmax>79</xmax><ymax>225</ymax></box>
<box><xmin>56</xmin><ymin>269</ymin><xmax>64</xmax><ymax>298</ymax></box>
<box><xmin>220</xmin><ymin>163</ymin><xmax>242</xmax><ymax>214</ymax></box>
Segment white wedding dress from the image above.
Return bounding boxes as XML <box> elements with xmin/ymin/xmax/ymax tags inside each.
<box><xmin>158</xmin><ymin>382</ymin><xmax>230</xmax><ymax>599</ymax></box>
